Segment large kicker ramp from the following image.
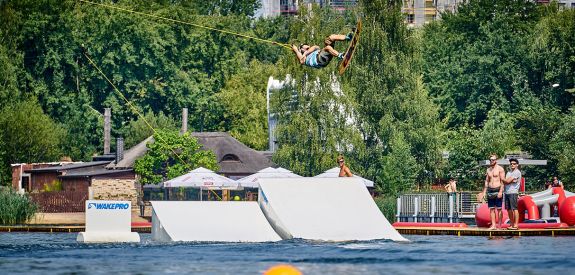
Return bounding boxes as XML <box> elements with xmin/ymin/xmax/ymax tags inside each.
<box><xmin>258</xmin><ymin>178</ymin><xmax>408</xmax><ymax>242</ymax></box>
<box><xmin>151</xmin><ymin>201</ymin><xmax>281</xmax><ymax>242</ymax></box>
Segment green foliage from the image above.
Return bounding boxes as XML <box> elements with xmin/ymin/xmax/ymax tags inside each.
<box><xmin>42</xmin><ymin>180</ymin><xmax>63</xmax><ymax>192</ymax></box>
<box><xmin>0</xmin><ymin>187</ymin><xmax>38</xmax><ymax>225</ymax></box>
<box><xmin>373</xmin><ymin>195</ymin><xmax>397</xmax><ymax>222</ymax></box>
<box><xmin>217</xmin><ymin>60</ymin><xmax>276</xmax><ymax>150</ymax></box>
<box><xmin>271</xmin><ymin>5</ymin><xmax>362</xmax><ymax>177</ymax></box>
<box><xmin>121</xmin><ymin>111</ymin><xmax>178</xmax><ymax>149</ymax></box>
<box><xmin>550</xmin><ymin>109</ymin><xmax>575</xmax><ymax>189</ymax></box>
<box><xmin>348</xmin><ymin>0</ymin><xmax>444</xmax><ymax>190</ymax></box>
<box><xmin>0</xmin><ymin>100</ymin><xmax>64</xmax><ymax>185</ymax></box>
<box><xmin>134</xmin><ymin>130</ymin><xmax>219</xmax><ymax>185</ymax></box>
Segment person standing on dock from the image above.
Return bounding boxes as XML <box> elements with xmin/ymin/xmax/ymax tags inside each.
<box><xmin>482</xmin><ymin>154</ymin><xmax>505</xmax><ymax>230</ymax></box>
<box><xmin>504</xmin><ymin>158</ymin><xmax>521</xmax><ymax>230</ymax></box>
<box><xmin>337</xmin><ymin>155</ymin><xmax>353</xmax><ymax>177</ymax></box>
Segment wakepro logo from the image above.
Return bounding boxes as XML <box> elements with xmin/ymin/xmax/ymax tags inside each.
<box><xmin>88</xmin><ymin>202</ymin><xmax>130</xmax><ymax>210</ymax></box>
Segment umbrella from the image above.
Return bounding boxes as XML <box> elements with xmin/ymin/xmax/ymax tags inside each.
<box><xmin>237</xmin><ymin>167</ymin><xmax>302</xmax><ymax>188</ymax></box>
<box><xmin>163</xmin><ymin>167</ymin><xmax>239</xmax><ymax>189</ymax></box>
<box><xmin>314</xmin><ymin>167</ymin><xmax>374</xmax><ymax>187</ymax></box>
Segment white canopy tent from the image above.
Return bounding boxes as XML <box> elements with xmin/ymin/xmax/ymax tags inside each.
<box><xmin>163</xmin><ymin>167</ymin><xmax>239</xmax><ymax>190</ymax></box>
<box><xmin>314</xmin><ymin>167</ymin><xmax>375</xmax><ymax>188</ymax></box>
<box><xmin>237</xmin><ymin>167</ymin><xmax>302</xmax><ymax>188</ymax></box>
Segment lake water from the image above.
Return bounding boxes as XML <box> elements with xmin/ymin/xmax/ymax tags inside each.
<box><xmin>0</xmin><ymin>233</ymin><xmax>573</xmax><ymax>274</ymax></box>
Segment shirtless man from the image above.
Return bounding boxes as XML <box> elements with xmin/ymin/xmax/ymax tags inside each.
<box><xmin>291</xmin><ymin>32</ymin><xmax>353</xmax><ymax>69</ymax></box>
<box><xmin>482</xmin><ymin>154</ymin><xmax>505</xmax><ymax>230</ymax></box>
<box><xmin>337</xmin><ymin>155</ymin><xmax>353</xmax><ymax>177</ymax></box>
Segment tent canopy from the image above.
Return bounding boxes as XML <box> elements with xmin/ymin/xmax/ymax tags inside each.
<box><xmin>314</xmin><ymin>167</ymin><xmax>374</xmax><ymax>187</ymax></box>
<box><xmin>237</xmin><ymin>167</ymin><xmax>302</xmax><ymax>188</ymax></box>
<box><xmin>163</xmin><ymin>167</ymin><xmax>239</xmax><ymax>189</ymax></box>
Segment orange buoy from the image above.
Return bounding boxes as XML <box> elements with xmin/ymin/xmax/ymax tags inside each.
<box><xmin>264</xmin><ymin>264</ymin><xmax>302</xmax><ymax>275</ymax></box>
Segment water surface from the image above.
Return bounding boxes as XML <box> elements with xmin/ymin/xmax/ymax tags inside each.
<box><xmin>1</xmin><ymin>233</ymin><xmax>573</xmax><ymax>274</ymax></box>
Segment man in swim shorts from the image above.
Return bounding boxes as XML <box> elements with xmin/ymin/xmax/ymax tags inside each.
<box><xmin>482</xmin><ymin>154</ymin><xmax>505</xmax><ymax>230</ymax></box>
<box><xmin>291</xmin><ymin>32</ymin><xmax>353</xmax><ymax>69</ymax></box>
<box><xmin>504</xmin><ymin>158</ymin><xmax>521</xmax><ymax>230</ymax></box>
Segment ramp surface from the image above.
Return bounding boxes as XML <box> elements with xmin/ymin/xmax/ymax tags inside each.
<box><xmin>151</xmin><ymin>201</ymin><xmax>281</xmax><ymax>242</ymax></box>
<box><xmin>258</xmin><ymin>178</ymin><xmax>408</xmax><ymax>241</ymax></box>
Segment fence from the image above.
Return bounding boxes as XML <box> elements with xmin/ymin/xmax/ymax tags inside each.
<box><xmin>396</xmin><ymin>191</ymin><xmax>481</xmax><ymax>223</ymax></box>
<box><xmin>29</xmin><ymin>190</ymin><xmax>88</xmax><ymax>213</ymax></box>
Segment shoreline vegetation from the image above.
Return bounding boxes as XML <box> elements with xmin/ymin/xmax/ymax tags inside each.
<box><xmin>0</xmin><ymin>187</ymin><xmax>38</xmax><ymax>225</ymax></box>
<box><xmin>0</xmin><ymin>0</ymin><xmax>573</xmax><ymax>206</ymax></box>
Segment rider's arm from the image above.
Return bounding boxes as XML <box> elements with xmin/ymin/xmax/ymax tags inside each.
<box><xmin>302</xmin><ymin>45</ymin><xmax>320</xmax><ymax>58</ymax></box>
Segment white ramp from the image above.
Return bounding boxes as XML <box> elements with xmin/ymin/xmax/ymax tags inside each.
<box><xmin>258</xmin><ymin>178</ymin><xmax>408</xmax><ymax>242</ymax></box>
<box><xmin>151</xmin><ymin>201</ymin><xmax>281</xmax><ymax>242</ymax></box>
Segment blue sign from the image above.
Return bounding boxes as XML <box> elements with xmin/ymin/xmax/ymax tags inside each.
<box><xmin>88</xmin><ymin>202</ymin><xmax>130</xmax><ymax>210</ymax></box>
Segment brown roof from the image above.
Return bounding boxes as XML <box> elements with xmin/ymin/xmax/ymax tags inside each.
<box><xmin>106</xmin><ymin>132</ymin><xmax>274</xmax><ymax>175</ymax></box>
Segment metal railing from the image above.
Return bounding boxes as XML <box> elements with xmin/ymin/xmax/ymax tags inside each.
<box><xmin>396</xmin><ymin>191</ymin><xmax>481</xmax><ymax>223</ymax></box>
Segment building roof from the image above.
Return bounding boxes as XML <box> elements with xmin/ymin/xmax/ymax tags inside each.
<box><xmin>479</xmin><ymin>159</ymin><xmax>547</xmax><ymax>166</ymax></box>
<box><xmin>106</xmin><ymin>136</ymin><xmax>153</xmax><ymax>169</ymax></box>
<box><xmin>59</xmin><ymin>168</ymin><xmax>134</xmax><ymax>178</ymax></box>
<box><xmin>25</xmin><ymin>161</ymin><xmax>112</xmax><ymax>173</ymax></box>
<box><xmin>106</xmin><ymin>132</ymin><xmax>274</xmax><ymax>175</ymax></box>
<box><xmin>191</xmin><ymin>132</ymin><xmax>274</xmax><ymax>175</ymax></box>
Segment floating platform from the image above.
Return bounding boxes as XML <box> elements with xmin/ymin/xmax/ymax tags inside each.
<box><xmin>394</xmin><ymin>226</ymin><xmax>575</xmax><ymax>236</ymax></box>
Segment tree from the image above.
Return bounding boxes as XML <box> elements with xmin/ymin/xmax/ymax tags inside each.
<box><xmin>216</xmin><ymin>60</ymin><xmax>277</xmax><ymax>151</ymax></box>
<box><xmin>121</xmin><ymin>111</ymin><xmax>178</xmax><ymax>149</ymax></box>
<box><xmin>421</xmin><ymin>0</ymin><xmax>541</xmax><ymax>127</ymax></box>
<box><xmin>550</xmin><ymin>109</ymin><xmax>575</xmax><ymax>190</ymax></box>
<box><xmin>133</xmin><ymin>130</ymin><xmax>218</xmax><ymax>185</ymax></box>
<box><xmin>348</xmin><ymin>0</ymin><xmax>444</xmax><ymax>190</ymax></box>
<box><xmin>270</xmin><ymin>5</ymin><xmax>363</xmax><ymax>177</ymax></box>
<box><xmin>0</xmin><ymin>100</ymin><xmax>64</xmax><ymax>185</ymax></box>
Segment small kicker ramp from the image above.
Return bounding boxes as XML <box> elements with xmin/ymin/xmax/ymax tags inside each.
<box><xmin>151</xmin><ymin>201</ymin><xmax>281</xmax><ymax>242</ymax></box>
<box><xmin>258</xmin><ymin>178</ymin><xmax>408</xmax><ymax>242</ymax></box>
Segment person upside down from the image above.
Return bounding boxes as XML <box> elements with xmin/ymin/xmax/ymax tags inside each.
<box><xmin>292</xmin><ymin>32</ymin><xmax>353</xmax><ymax>69</ymax></box>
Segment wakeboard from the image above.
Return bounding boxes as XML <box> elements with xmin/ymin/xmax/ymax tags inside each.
<box><xmin>338</xmin><ymin>20</ymin><xmax>362</xmax><ymax>75</ymax></box>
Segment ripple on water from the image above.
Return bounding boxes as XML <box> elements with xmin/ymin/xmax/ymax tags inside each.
<box><xmin>0</xmin><ymin>233</ymin><xmax>574</xmax><ymax>274</ymax></box>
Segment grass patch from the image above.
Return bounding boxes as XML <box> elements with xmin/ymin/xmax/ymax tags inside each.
<box><xmin>373</xmin><ymin>195</ymin><xmax>397</xmax><ymax>222</ymax></box>
<box><xmin>0</xmin><ymin>187</ymin><xmax>38</xmax><ymax>225</ymax></box>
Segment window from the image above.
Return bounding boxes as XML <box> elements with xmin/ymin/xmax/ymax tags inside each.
<box><xmin>221</xmin><ymin>154</ymin><xmax>240</xmax><ymax>162</ymax></box>
<box><xmin>406</xmin><ymin>14</ymin><xmax>415</xmax><ymax>24</ymax></box>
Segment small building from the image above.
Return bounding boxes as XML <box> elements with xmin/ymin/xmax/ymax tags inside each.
<box><xmin>107</xmin><ymin>132</ymin><xmax>275</xmax><ymax>180</ymax></box>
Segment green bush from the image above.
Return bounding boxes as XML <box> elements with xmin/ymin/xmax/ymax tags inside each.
<box><xmin>373</xmin><ymin>195</ymin><xmax>397</xmax><ymax>222</ymax></box>
<box><xmin>42</xmin><ymin>180</ymin><xmax>63</xmax><ymax>192</ymax></box>
<box><xmin>0</xmin><ymin>187</ymin><xmax>38</xmax><ymax>225</ymax></box>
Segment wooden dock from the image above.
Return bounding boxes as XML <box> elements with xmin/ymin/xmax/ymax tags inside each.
<box><xmin>0</xmin><ymin>225</ymin><xmax>151</xmax><ymax>233</ymax></box>
<box><xmin>2</xmin><ymin>225</ymin><xmax>574</xmax><ymax>237</ymax></box>
<box><xmin>395</xmin><ymin>226</ymin><xmax>575</xmax><ymax>237</ymax></box>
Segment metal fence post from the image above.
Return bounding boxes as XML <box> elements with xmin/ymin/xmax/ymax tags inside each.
<box><xmin>431</xmin><ymin>196</ymin><xmax>436</xmax><ymax>223</ymax></box>
<box><xmin>396</xmin><ymin>197</ymin><xmax>401</xmax><ymax>222</ymax></box>
<box><xmin>413</xmin><ymin>197</ymin><xmax>419</xmax><ymax>223</ymax></box>
<box><xmin>448</xmin><ymin>193</ymin><xmax>454</xmax><ymax>223</ymax></box>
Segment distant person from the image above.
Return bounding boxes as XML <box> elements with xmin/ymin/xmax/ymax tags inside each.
<box><xmin>291</xmin><ymin>32</ymin><xmax>353</xmax><ymax>69</ymax></box>
<box><xmin>545</xmin><ymin>180</ymin><xmax>552</xmax><ymax>190</ymax></box>
<box><xmin>445</xmin><ymin>178</ymin><xmax>457</xmax><ymax>193</ymax></box>
<box><xmin>337</xmin><ymin>155</ymin><xmax>353</xmax><ymax>177</ymax></box>
<box><xmin>482</xmin><ymin>154</ymin><xmax>505</xmax><ymax>230</ymax></box>
<box><xmin>551</xmin><ymin>176</ymin><xmax>563</xmax><ymax>188</ymax></box>
<box><xmin>503</xmin><ymin>158</ymin><xmax>521</xmax><ymax>230</ymax></box>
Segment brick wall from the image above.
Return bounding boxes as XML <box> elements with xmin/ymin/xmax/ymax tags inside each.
<box><xmin>91</xmin><ymin>178</ymin><xmax>139</xmax><ymax>209</ymax></box>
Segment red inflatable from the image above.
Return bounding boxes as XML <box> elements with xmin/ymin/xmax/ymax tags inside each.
<box><xmin>475</xmin><ymin>203</ymin><xmax>509</xmax><ymax>228</ymax></box>
<box><xmin>517</xmin><ymin>196</ymin><xmax>540</xmax><ymax>223</ymax></box>
<box><xmin>499</xmin><ymin>222</ymin><xmax>569</xmax><ymax>229</ymax></box>
<box><xmin>559</xmin><ymin>196</ymin><xmax>575</xmax><ymax>226</ymax></box>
